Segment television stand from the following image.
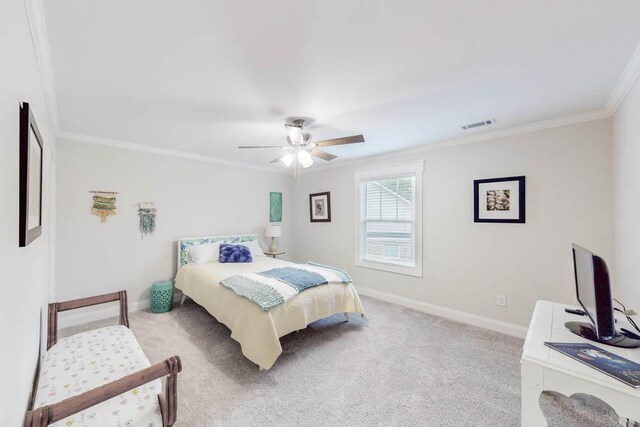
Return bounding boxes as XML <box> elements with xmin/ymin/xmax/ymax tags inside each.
<box><xmin>565</xmin><ymin>321</ymin><xmax>640</xmax><ymax>348</ymax></box>
<box><xmin>522</xmin><ymin>301</ymin><xmax>640</xmax><ymax>426</ymax></box>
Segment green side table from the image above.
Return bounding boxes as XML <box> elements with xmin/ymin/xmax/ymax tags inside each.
<box><xmin>151</xmin><ymin>280</ymin><xmax>174</xmax><ymax>313</ymax></box>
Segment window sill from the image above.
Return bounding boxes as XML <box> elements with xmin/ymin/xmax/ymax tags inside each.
<box><xmin>355</xmin><ymin>259</ymin><xmax>423</xmax><ymax>278</ymax></box>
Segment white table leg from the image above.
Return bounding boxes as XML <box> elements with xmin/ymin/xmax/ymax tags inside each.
<box><xmin>522</xmin><ymin>386</ymin><xmax>547</xmax><ymax>426</ymax></box>
<box><xmin>522</xmin><ymin>362</ymin><xmax>547</xmax><ymax>427</ymax></box>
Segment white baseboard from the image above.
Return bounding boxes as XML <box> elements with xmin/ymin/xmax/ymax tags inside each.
<box><xmin>58</xmin><ymin>299</ymin><xmax>151</xmax><ymax>329</ymax></box>
<box><xmin>57</xmin><ymin>293</ymin><xmax>183</xmax><ymax>329</ymax></box>
<box><xmin>356</xmin><ymin>286</ymin><xmax>528</xmax><ymax>339</ymax></box>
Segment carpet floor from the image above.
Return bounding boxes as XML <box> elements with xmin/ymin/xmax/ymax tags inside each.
<box><xmin>62</xmin><ymin>296</ymin><xmax>623</xmax><ymax>426</ymax></box>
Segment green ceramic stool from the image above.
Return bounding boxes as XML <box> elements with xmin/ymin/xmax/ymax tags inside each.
<box><xmin>151</xmin><ymin>280</ymin><xmax>174</xmax><ymax>313</ymax></box>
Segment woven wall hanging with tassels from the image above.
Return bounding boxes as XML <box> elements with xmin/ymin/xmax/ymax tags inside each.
<box><xmin>90</xmin><ymin>191</ymin><xmax>117</xmax><ymax>222</ymax></box>
<box><xmin>137</xmin><ymin>202</ymin><xmax>157</xmax><ymax>239</ymax></box>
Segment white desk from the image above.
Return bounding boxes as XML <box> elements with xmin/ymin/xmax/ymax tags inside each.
<box><xmin>522</xmin><ymin>300</ymin><xmax>640</xmax><ymax>426</ymax></box>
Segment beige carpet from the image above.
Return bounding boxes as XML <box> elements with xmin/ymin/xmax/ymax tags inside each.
<box><xmin>62</xmin><ymin>296</ymin><xmax>623</xmax><ymax>426</ymax></box>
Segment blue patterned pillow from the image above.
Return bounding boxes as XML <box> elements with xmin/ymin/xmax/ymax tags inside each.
<box><xmin>219</xmin><ymin>244</ymin><xmax>253</xmax><ymax>263</ymax></box>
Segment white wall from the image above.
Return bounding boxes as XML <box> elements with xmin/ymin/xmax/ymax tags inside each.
<box><xmin>55</xmin><ymin>140</ymin><xmax>293</xmax><ymax>316</ymax></box>
<box><xmin>0</xmin><ymin>0</ymin><xmax>55</xmax><ymax>423</ymax></box>
<box><xmin>293</xmin><ymin>119</ymin><xmax>614</xmax><ymax>329</ymax></box>
<box><xmin>613</xmin><ymin>77</ymin><xmax>640</xmax><ymax>311</ymax></box>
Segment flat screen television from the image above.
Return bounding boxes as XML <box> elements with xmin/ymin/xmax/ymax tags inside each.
<box><xmin>567</xmin><ymin>243</ymin><xmax>640</xmax><ymax>348</ymax></box>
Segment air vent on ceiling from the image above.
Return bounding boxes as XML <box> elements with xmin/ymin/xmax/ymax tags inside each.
<box><xmin>461</xmin><ymin>119</ymin><xmax>495</xmax><ymax>130</ymax></box>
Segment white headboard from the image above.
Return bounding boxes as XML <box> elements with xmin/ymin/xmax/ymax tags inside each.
<box><xmin>177</xmin><ymin>234</ymin><xmax>258</xmax><ymax>269</ymax></box>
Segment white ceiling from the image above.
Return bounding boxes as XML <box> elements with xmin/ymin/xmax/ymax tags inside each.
<box><xmin>44</xmin><ymin>0</ymin><xmax>640</xmax><ymax>167</ymax></box>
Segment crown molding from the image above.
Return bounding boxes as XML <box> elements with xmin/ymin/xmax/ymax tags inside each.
<box><xmin>56</xmin><ymin>131</ymin><xmax>291</xmax><ymax>175</ymax></box>
<box><xmin>57</xmin><ymin>108</ymin><xmax>608</xmax><ymax>179</ymax></box>
<box><xmin>606</xmin><ymin>41</ymin><xmax>640</xmax><ymax>116</ymax></box>
<box><xmin>25</xmin><ymin>0</ymin><xmax>59</xmax><ymax>135</ymax></box>
<box><xmin>305</xmin><ymin>108</ymin><xmax>611</xmax><ymax>174</ymax></box>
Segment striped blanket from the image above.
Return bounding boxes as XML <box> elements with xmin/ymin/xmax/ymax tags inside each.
<box><xmin>220</xmin><ymin>262</ymin><xmax>352</xmax><ymax>311</ymax></box>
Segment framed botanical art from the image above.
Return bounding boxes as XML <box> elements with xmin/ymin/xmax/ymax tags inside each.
<box><xmin>309</xmin><ymin>191</ymin><xmax>331</xmax><ymax>223</ymax></box>
<box><xmin>19</xmin><ymin>102</ymin><xmax>44</xmax><ymax>247</ymax></box>
<box><xmin>474</xmin><ymin>176</ymin><xmax>525</xmax><ymax>223</ymax></box>
<box><xmin>269</xmin><ymin>192</ymin><xmax>282</xmax><ymax>223</ymax></box>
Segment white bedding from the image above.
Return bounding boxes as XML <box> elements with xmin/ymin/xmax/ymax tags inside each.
<box><xmin>174</xmin><ymin>257</ymin><xmax>365</xmax><ymax>369</ymax></box>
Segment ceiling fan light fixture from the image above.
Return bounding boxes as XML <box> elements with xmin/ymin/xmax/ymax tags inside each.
<box><xmin>287</xmin><ymin>125</ymin><xmax>303</xmax><ymax>144</ymax></box>
<box><xmin>280</xmin><ymin>153</ymin><xmax>294</xmax><ymax>167</ymax></box>
<box><xmin>298</xmin><ymin>150</ymin><xmax>313</xmax><ymax>168</ymax></box>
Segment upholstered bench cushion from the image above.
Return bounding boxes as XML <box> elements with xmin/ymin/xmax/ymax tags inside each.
<box><xmin>34</xmin><ymin>325</ymin><xmax>162</xmax><ymax>427</ymax></box>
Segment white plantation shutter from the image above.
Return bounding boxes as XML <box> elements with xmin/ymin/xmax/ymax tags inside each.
<box><xmin>358</xmin><ymin>168</ymin><xmax>420</xmax><ymax>271</ymax></box>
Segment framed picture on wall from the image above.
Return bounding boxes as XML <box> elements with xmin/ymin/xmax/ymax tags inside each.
<box><xmin>309</xmin><ymin>191</ymin><xmax>331</xmax><ymax>223</ymax></box>
<box><xmin>269</xmin><ymin>192</ymin><xmax>282</xmax><ymax>223</ymax></box>
<box><xmin>19</xmin><ymin>102</ymin><xmax>44</xmax><ymax>247</ymax></box>
<box><xmin>474</xmin><ymin>176</ymin><xmax>525</xmax><ymax>223</ymax></box>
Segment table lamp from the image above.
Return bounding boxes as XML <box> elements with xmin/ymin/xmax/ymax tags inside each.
<box><xmin>265</xmin><ymin>224</ymin><xmax>281</xmax><ymax>252</ymax></box>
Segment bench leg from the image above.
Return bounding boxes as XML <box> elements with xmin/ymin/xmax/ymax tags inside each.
<box><xmin>160</xmin><ymin>356</ymin><xmax>181</xmax><ymax>427</ymax></box>
<box><xmin>343</xmin><ymin>313</ymin><xmax>349</xmax><ymax>322</ymax></box>
<box><xmin>180</xmin><ymin>294</ymin><xmax>187</xmax><ymax>305</ymax></box>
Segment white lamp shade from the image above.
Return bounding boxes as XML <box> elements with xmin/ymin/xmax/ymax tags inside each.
<box><xmin>265</xmin><ymin>224</ymin><xmax>282</xmax><ymax>237</ymax></box>
<box><xmin>298</xmin><ymin>150</ymin><xmax>313</xmax><ymax>168</ymax></box>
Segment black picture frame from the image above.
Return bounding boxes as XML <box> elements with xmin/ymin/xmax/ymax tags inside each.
<box><xmin>309</xmin><ymin>191</ymin><xmax>331</xmax><ymax>223</ymax></box>
<box><xmin>19</xmin><ymin>102</ymin><xmax>44</xmax><ymax>247</ymax></box>
<box><xmin>474</xmin><ymin>176</ymin><xmax>525</xmax><ymax>223</ymax></box>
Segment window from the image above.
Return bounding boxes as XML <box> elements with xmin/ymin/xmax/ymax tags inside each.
<box><xmin>355</xmin><ymin>161</ymin><xmax>423</xmax><ymax>277</ymax></box>
<box><xmin>383</xmin><ymin>243</ymin><xmax>400</xmax><ymax>260</ymax></box>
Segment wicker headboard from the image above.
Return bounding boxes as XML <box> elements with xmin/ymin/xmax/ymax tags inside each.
<box><xmin>177</xmin><ymin>234</ymin><xmax>258</xmax><ymax>269</ymax></box>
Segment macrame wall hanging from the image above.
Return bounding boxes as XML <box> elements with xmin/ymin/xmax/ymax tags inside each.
<box><xmin>137</xmin><ymin>202</ymin><xmax>157</xmax><ymax>239</ymax></box>
<box><xmin>90</xmin><ymin>191</ymin><xmax>117</xmax><ymax>222</ymax></box>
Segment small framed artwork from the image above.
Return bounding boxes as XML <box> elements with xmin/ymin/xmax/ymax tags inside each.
<box><xmin>19</xmin><ymin>102</ymin><xmax>44</xmax><ymax>247</ymax></box>
<box><xmin>269</xmin><ymin>192</ymin><xmax>282</xmax><ymax>223</ymax></box>
<box><xmin>474</xmin><ymin>176</ymin><xmax>525</xmax><ymax>223</ymax></box>
<box><xmin>309</xmin><ymin>191</ymin><xmax>331</xmax><ymax>223</ymax></box>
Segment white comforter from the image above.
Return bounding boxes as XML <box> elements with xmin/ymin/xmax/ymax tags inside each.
<box><xmin>174</xmin><ymin>257</ymin><xmax>365</xmax><ymax>369</ymax></box>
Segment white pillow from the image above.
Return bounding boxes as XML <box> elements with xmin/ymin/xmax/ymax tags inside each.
<box><xmin>243</xmin><ymin>239</ymin><xmax>265</xmax><ymax>257</ymax></box>
<box><xmin>186</xmin><ymin>242</ymin><xmax>222</xmax><ymax>264</ymax></box>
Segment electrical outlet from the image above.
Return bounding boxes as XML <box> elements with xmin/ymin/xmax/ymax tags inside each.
<box><xmin>496</xmin><ymin>295</ymin><xmax>507</xmax><ymax>307</ymax></box>
<box><xmin>132</xmin><ymin>280</ymin><xmax>140</xmax><ymax>290</ymax></box>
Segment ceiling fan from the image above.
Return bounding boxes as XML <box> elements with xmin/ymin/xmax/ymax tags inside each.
<box><xmin>238</xmin><ymin>119</ymin><xmax>364</xmax><ymax>175</ymax></box>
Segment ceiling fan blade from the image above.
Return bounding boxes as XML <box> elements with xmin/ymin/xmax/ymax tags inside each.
<box><xmin>238</xmin><ymin>145</ymin><xmax>286</xmax><ymax>149</ymax></box>
<box><xmin>314</xmin><ymin>134</ymin><xmax>365</xmax><ymax>147</ymax></box>
<box><xmin>309</xmin><ymin>148</ymin><xmax>337</xmax><ymax>161</ymax></box>
<box><xmin>270</xmin><ymin>155</ymin><xmax>286</xmax><ymax>164</ymax></box>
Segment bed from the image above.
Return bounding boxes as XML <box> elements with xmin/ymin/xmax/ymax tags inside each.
<box><xmin>174</xmin><ymin>234</ymin><xmax>365</xmax><ymax>370</ymax></box>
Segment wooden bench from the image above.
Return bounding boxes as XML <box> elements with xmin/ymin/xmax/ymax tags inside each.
<box><xmin>25</xmin><ymin>291</ymin><xmax>182</xmax><ymax>427</ymax></box>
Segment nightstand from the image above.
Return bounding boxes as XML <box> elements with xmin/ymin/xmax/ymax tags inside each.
<box><xmin>264</xmin><ymin>251</ymin><xmax>285</xmax><ymax>259</ymax></box>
